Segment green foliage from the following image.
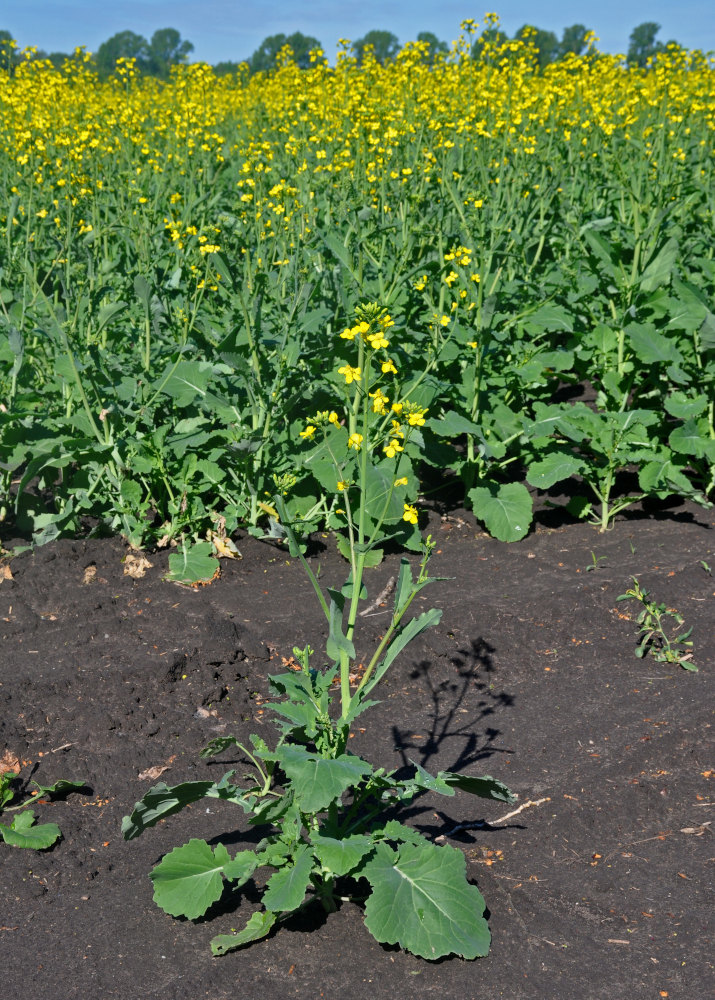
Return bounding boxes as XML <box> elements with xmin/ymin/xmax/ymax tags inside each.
<box><xmin>0</xmin><ymin>42</ymin><xmax>712</xmax><ymax>550</ymax></box>
<box><xmin>166</xmin><ymin>539</ymin><xmax>219</xmax><ymax>584</ymax></box>
<box><xmin>0</xmin><ymin>772</ymin><xmax>85</xmax><ymax>849</ymax></box>
<box><xmin>123</xmin><ymin>722</ymin><xmax>512</xmax><ymax>958</ymax></box>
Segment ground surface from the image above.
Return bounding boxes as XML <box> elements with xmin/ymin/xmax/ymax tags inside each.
<box><xmin>0</xmin><ymin>500</ymin><xmax>713</xmax><ymax>1000</ymax></box>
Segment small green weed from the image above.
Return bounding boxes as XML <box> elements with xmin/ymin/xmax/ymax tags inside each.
<box><xmin>585</xmin><ymin>551</ymin><xmax>607</xmax><ymax>571</ymax></box>
<box><xmin>617</xmin><ymin>578</ymin><xmax>697</xmax><ymax>671</ymax></box>
<box><xmin>0</xmin><ymin>764</ymin><xmax>85</xmax><ymax>849</ymax></box>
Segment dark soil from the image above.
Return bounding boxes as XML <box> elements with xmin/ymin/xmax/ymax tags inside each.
<box><xmin>1</xmin><ymin>502</ymin><xmax>713</xmax><ymax>1000</ymax></box>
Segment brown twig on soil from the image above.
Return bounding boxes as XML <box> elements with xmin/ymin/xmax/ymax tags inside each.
<box><xmin>359</xmin><ymin>575</ymin><xmax>395</xmax><ymax>616</ymax></box>
<box><xmin>435</xmin><ymin>796</ymin><xmax>551</xmax><ymax>841</ymax></box>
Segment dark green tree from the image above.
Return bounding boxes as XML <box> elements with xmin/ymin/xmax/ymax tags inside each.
<box><xmin>514</xmin><ymin>24</ymin><xmax>559</xmax><ymax>69</ymax></box>
<box><xmin>147</xmin><ymin>28</ymin><xmax>193</xmax><ymax>78</ymax></box>
<box><xmin>627</xmin><ymin>22</ymin><xmax>664</xmax><ymax>67</ymax></box>
<box><xmin>352</xmin><ymin>30</ymin><xmax>400</xmax><ymax>65</ymax></box>
<box><xmin>416</xmin><ymin>31</ymin><xmax>448</xmax><ymax>65</ymax></box>
<box><xmin>47</xmin><ymin>52</ymin><xmax>71</xmax><ymax>70</ymax></box>
<box><xmin>559</xmin><ymin>24</ymin><xmax>590</xmax><ymax>57</ymax></box>
<box><xmin>95</xmin><ymin>30</ymin><xmax>150</xmax><ymax>77</ymax></box>
<box><xmin>284</xmin><ymin>31</ymin><xmax>322</xmax><ymax>69</ymax></box>
<box><xmin>250</xmin><ymin>33</ymin><xmax>286</xmax><ymax>72</ymax></box>
<box><xmin>0</xmin><ymin>29</ymin><xmax>17</xmax><ymax>72</ymax></box>
<box><xmin>213</xmin><ymin>60</ymin><xmax>242</xmax><ymax>76</ymax></box>
<box><xmin>250</xmin><ymin>31</ymin><xmax>322</xmax><ymax>73</ymax></box>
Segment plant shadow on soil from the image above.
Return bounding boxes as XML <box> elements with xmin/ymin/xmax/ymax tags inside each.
<box><xmin>0</xmin><ymin>497</ymin><xmax>713</xmax><ymax>1000</ymax></box>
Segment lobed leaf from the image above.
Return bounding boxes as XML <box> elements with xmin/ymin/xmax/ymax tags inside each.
<box><xmin>150</xmin><ymin>839</ymin><xmax>233</xmax><ymax>919</ymax></box>
<box><xmin>311</xmin><ymin>833</ymin><xmax>374</xmax><ymax>876</ymax></box>
<box><xmin>0</xmin><ymin>810</ymin><xmax>61</xmax><ymax>849</ymax></box>
<box><xmin>261</xmin><ymin>844</ymin><xmax>314</xmax><ymax>912</ymax></box>
<box><xmin>468</xmin><ymin>482</ymin><xmax>532</xmax><ymax>542</ymax></box>
<box><xmin>362</xmin><ymin>841</ymin><xmax>490</xmax><ymax>960</ymax></box>
<box><xmin>262</xmin><ymin>745</ymin><xmax>372</xmax><ymax>813</ymax></box>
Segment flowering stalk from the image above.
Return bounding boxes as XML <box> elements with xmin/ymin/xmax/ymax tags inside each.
<box><xmin>287</xmin><ymin>302</ymin><xmax>435</xmax><ymax>722</ymax></box>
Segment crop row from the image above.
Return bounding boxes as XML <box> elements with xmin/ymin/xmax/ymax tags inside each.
<box><xmin>0</xmin><ymin>40</ymin><xmax>713</xmax><ymax>560</ymax></box>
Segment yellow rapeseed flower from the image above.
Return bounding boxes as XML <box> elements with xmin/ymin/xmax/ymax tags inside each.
<box><xmin>403</xmin><ymin>503</ymin><xmax>418</xmax><ymax>524</ymax></box>
<box><xmin>338</xmin><ymin>364</ymin><xmax>361</xmax><ymax>384</ymax></box>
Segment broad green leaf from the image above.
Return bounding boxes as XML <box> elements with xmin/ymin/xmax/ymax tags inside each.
<box><xmin>121</xmin><ymin>780</ymin><xmax>216</xmax><ymax>839</ymax></box>
<box><xmin>27</xmin><ymin>778</ymin><xmax>86</xmax><ymax>799</ymax></box>
<box><xmin>522</xmin><ymin>303</ymin><xmax>573</xmax><ymax>333</ymax></box>
<box><xmin>626</xmin><ymin>324</ymin><xmax>682</xmax><ymax>365</ymax></box>
<box><xmin>582</xmin><ymin>228</ymin><xmax>618</xmax><ymax>279</ymax></box>
<box><xmin>120</xmin><ymin>479</ymin><xmax>142</xmax><ymax>507</ymax></box>
<box><xmin>377</xmin><ymin>820</ymin><xmax>431</xmax><ymax>847</ymax></box>
<box><xmin>199</xmin><ymin>736</ymin><xmax>241</xmax><ymax>758</ymax></box>
<box><xmin>264</xmin><ymin>695</ymin><xmax>320</xmax><ymax>737</ymax></box>
<box><xmin>468</xmin><ymin>482</ymin><xmax>532</xmax><ymax>542</ymax></box>
<box><xmin>156</xmin><ymin>360</ymin><xmax>213</xmax><ymax>406</ymax></box>
<box><xmin>321</xmin><ymin>231</ymin><xmax>360</xmax><ymax>284</ymax></box>
<box><xmin>699</xmin><ymin>311</ymin><xmax>715</xmax><ymax>350</ymax></box>
<box><xmin>0</xmin><ymin>810</ymin><xmax>60</xmax><ymax>849</ymax></box>
<box><xmin>262</xmin><ymin>845</ymin><xmax>313</xmax><ymax>912</ymax></box>
<box><xmin>264</xmin><ymin>746</ymin><xmax>372</xmax><ymax>813</ymax></box>
<box><xmin>526</xmin><ymin>452</ymin><xmax>585</xmax><ymax>490</ymax></box>
<box><xmin>409</xmin><ymin>761</ymin><xmax>455</xmax><ymax>796</ymax></box>
<box><xmin>639</xmin><ymin>238</ymin><xmax>677</xmax><ymax>293</ymax></box>
<box><xmin>639</xmin><ymin>459</ymin><xmax>696</xmax><ymax>499</ymax></box>
<box><xmin>311</xmin><ymin>833</ymin><xmax>373</xmax><ymax>876</ymax></box>
<box><xmin>133</xmin><ymin>274</ymin><xmax>152</xmax><ymax>307</ymax></box>
<box><xmin>193</xmin><ymin>459</ymin><xmax>224</xmax><ymax>485</ymax></box>
<box><xmin>210</xmin><ymin>251</ymin><xmax>236</xmax><ymax>290</ymax></box>
<box><xmin>427</xmin><ymin>411</ymin><xmax>481</xmax><ymax>437</ymax></box>
<box><xmin>524</xmin><ymin>402</ymin><xmax>575</xmax><ymax>440</ymax></box>
<box><xmin>211</xmin><ymin>911</ymin><xmax>276</xmax><ymax>956</ymax></box>
<box><xmin>167</xmin><ymin>540</ymin><xmax>218</xmax><ymax>584</ymax></box>
<box><xmin>664</xmin><ymin>392</ymin><xmax>708</xmax><ymax>420</ymax></box>
<box><xmin>95</xmin><ymin>301</ymin><xmax>127</xmax><ymax>336</ymax></box>
<box><xmin>394</xmin><ymin>557</ymin><xmax>413</xmax><ymax>614</ymax></box>
<box><xmin>406</xmin><ymin>763</ymin><xmax>513</xmax><ymax>803</ymax></box>
<box><xmin>436</xmin><ymin>771</ymin><xmax>515</xmax><ymax>803</ymax></box>
<box><xmin>325</xmin><ymin>587</ymin><xmax>355</xmax><ymax>664</ymax></box>
<box><xmin>336</xmin><ymin>535</ymin><xmax>383</xmax><ymax>566</ymax></box>
<box><xmin>150</xmin><ymin>839</ymin><xmax>231</xmax><ymax>919</ymax></box>
<box><xmin>363</xmin><ymin>459</ymin><xmax>405</xmax><ymax>525</ymax></box>
<box><xmin>362</xmin><ymin>841</ymin><xmax>490</xmax><ymax>960</ymax></box>
<box><xmin>669</xmin><ymin>419</ymin><xmax>712</xmax><ymax>460</ymax></box>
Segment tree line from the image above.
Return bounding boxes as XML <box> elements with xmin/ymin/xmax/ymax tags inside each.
<box><xmin>0</xmin><ymin>22</ymin><xmax>684</xmax><ymax>78</ymax></box>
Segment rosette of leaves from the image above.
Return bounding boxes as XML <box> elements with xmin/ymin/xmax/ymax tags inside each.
<box><xmin>122</xmin><ymin>726</ymin><xmax>513</xmax><ymax>960</ymax></box>
<box><xmin>122</xmin><ymin>557</ymin><xmax>514</xmax><ymax>961</ymax></box>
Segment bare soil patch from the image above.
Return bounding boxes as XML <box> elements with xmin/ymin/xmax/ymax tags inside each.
<box><xmin>1</xmin><ymin>502</ymin><xmax>713</xmax><ymax>999</ymax></box>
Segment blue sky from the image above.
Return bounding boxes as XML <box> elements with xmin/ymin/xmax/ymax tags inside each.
<box><xmin>6</xmin><ymin>1</ymin><xmax>715</xmax><ymax>64</ymax></box>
